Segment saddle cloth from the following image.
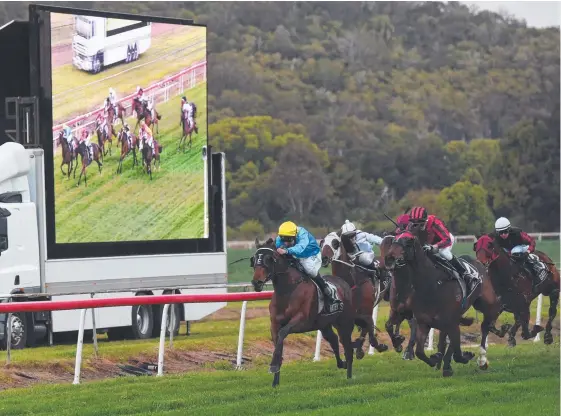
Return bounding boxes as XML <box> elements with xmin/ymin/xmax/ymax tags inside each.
<box><xmin>429</xmin><ymin>256</ymin><xmax>482</xmax><ymax>305</ymax></box>
<box><xmin>311</xmin><ymin>280</ymin><xmax>341</xmax><ymax>315</ymax></box>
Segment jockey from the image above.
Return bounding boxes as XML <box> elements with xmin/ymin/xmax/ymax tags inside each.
<box><xmin>136</xmin><ymin>86</ymin><xmax>149</xmax><ymax>108</ymax></box>
<box><xmin>146</xmin><ymin>98</ymin><xmax>155</xmax><ymax>120</ymax></box>
<box><xmin>395</xmin><ymin>214</ymin><xmax>410</xmax><ymax>235</ymax></box>
<box><xmin>62</xmin><ymin>124</ymin><xmax>73</xmax><ymax>147</ymax></box>
<box><xmin>341</xmin><ymin>220</ymin><xmax>385</xmax><ymax>280</ymax></box>
<box><xmin>123</xmin><ymin>122</ymin><xmax>133</xmax><ymax>148</ymax></box>
<box><xmin>139</xmin><ymin>120</ymin><xmax>155</xmax><ymax>154</ymax></box>
<box><xmin>276</xmin><ymin>221</ymin><xmax>343</xmax><ymax>312</ymax></box>
<box><xmin>108</xmin><ymin>88</ymin><xmax>118</xmax><ymax>113</ymax></box>
<box><xmin>181</xmin><ymin>96</ymin><xmax>193</xmax><ymax>128</ymax></box>
<box><xmin>490</xmin><ymin>217</ymin><xmax>548</xmax><ymax>287</ymax></box>
<box><xmin>80</xmin><ymin>129</ymin><xmax>93</xmax><ymax>161</ymax></box>
<box><xmin>409</xmin><ymin>206</ymin><xmax>470</xmax><ymax>282</ymax></box>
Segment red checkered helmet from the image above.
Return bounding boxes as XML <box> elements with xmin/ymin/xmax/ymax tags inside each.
<box><xmin>409</xmin><ymin>206</ymin><xmax>428</xmax><ymax>223</ymax></box>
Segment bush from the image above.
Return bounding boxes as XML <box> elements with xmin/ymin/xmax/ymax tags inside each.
<box><xmin>237</xmin><ymin>219</ymin><xmax>265</xmax><ymax>240</ymax></box>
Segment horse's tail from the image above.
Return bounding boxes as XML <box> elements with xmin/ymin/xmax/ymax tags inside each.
<box><xmin>459</xmin><ymin>316</ymin><xmax>474</xmax><ymax>326</ymax></box>
<box><xmin>157</xmin><ymin>114</ymin><xmax>162</xmax><ymax>120</ymax></box>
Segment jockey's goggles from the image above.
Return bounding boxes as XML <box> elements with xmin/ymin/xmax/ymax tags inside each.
<box><xmin>280</xmin><ymin>236</ymin><xmax>295</xmax><ymax>244</ymax></box>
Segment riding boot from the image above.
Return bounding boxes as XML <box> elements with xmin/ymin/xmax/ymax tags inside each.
<box><xmin>448</xmin><ymin>256</ymin><xmax>469</xmax><ymax>282</ymax></box>
<box><xmin>525</xmin><ymin>255</ymin><xmax>548</xmax><ymax>290</ymax></box>
<box><xmin>312</xmin><ymin>273</ymin><xmax>343</xmax><ymax>313</ymax></box>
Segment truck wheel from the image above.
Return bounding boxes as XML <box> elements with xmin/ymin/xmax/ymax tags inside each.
<box><xmin>126</xmin><ymin>45</ymin><xmax>131</xmax><ymax>63</ymax></box>
<box><xmin>131</xmin><ymin>304</ymin><xmax>154</xmax><ymax>339</ymax></box>
<box><xmin>133</xmin><ymin>44</ymin><xmax>139</xmax><ymax>60</ymax></box>
<box><xmin>6</xmin><ymin>313</ymin><xmax>27</xmax><ymax>350</ymax></box>
<box><xmin>165</xmin><ymin>304</ymin><xmax>181</xmax><ymax>336</ymax></box>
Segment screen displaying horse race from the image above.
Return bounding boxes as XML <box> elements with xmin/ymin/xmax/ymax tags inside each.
<box><xmin>50</xmin><ymin>11</ymin><xmax>208</xmax><ymax>244</ymax></box>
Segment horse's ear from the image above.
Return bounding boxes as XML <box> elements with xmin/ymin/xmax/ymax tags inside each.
<box><xmin>265</xmin><ymin>237</ymin><xmax>274</xmax><ymax>246</ymax></box>
<box><xmin>254</xmin><ymin>237</ymin><xmax>260</xmax><ymax>249</ymax></box>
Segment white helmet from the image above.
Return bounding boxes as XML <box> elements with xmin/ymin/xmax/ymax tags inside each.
<box><xmin>109</xmin><ymin>88</ymin><xmax>115</xmax><ymax>95</ymax></box>
<box><xmin>341</xmin><ymin>219</ymin><xmax>357</xmax><ymax>236</ymax></box>
<box><xmin>136</xmin><ymin>86</ymin><xmax>141</xmax><ymax>94</ymax></box>
<box><xmin>495</xmin><ymin>217</ymin><xmax>511</xmax><ymax>232</ymax></box>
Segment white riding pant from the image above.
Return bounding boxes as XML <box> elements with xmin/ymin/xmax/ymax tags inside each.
<box><xmin>299</xmin><ymin>252</ymin><xmax>322</xmax><ymax>277</ymax></box>
<box><xmin>356</xmin><ymin>251</ymin><xmax>375</xmax><ymax>267</ymax></box>
<box><xmin>435</xmin><ymin>234</ymin><xmax>455</xmax><ymax>261</ymax></box>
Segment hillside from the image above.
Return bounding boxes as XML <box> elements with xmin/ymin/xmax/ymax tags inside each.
<box><xmin>1</xmin><ymin>2</ymin><xmax>559</xmax><ymax>235</ymax></box>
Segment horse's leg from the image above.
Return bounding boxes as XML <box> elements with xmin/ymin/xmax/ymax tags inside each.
<box><xmin>385</xmin><ymin>309</ymin><xmax>406</xmax><ymax>352</ymax></box>
<box><xmin>334</xmin><ymin>319</ymin><xmax>355</xmax><ymax>380</ymax></box>
<box><xmin>269</xmin><ymin>313</ymin><xmax>303</xmax><ymax>382</ymax></box>
<box><xmin>353</xmin><ymin>323</ymin><xmax>367</xmax><ymax>360</ymax></box>
<box><xmin>403</xmin><ymin>318</ymin><xmax>417</xmax><ymax>360</ymax></box>
<box><xmin>366</xmin><ymin>315</ymin><xmax>388</xmax><ymax>353</ymax></box>
<box><xmin>435</xmin><ymin>331</ymin><xmax>447</xmax><ymax>370</ymax></box>
<box><xmin>321</xmin><ymin>325</ymin><xmax>345</xmax><ymax>368</ymax></box>
<box><xmin>414</xmin><ymin>322</ymin><xmax>438</xmax><ymax>367</ymax></box>
<box><xmin>507</xmin><ymin>320</ymin><xmax>520</xmax><ymax>347</ymax></box>
<box><xmin>477</xmin><ymin>316</ymin><xmax>490</xmax><ymax>370</ymax></box>
<box><xmin>96</xmin><ymin>159</ymin><xmax>102</xmax><ymax>174</ymax></box>
<box><xmin>60</xmin><ymin>162</ymin><xmax>66</xmax><ymax>176</ymax></box>
<box><xmin>450</xmin><ymin>325</ymin><xmax>475</xmax><ymax>364</ymax></box>
<box><xmin>519</xmin><ymin>307</ymin><xmax>543</xmax><ymax>340</ymax></box>
<box><xmin>441</xmin><ymin>332</ymin><xmax>455</xmax><ymax>377</ymax></box>
<box><xmin>544</xmin><ymin>289</ymin><xmax>559</xmax><ymax>345</ymax></box>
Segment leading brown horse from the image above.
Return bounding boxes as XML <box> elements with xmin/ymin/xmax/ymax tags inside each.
<box><xmin>57</xmin><ymin>132</ymin><xmax>78</xmax><ymax>179</ymax></box>
<box><xmin>474</xmin><ymin>234</ymin><xmax>560</xmax><ymax>346</ymax></box>
<box><xmin>178</xmin><ymin>115</ymin><xmax>198</xmax><ymax>153</ymax></box>
<box><xmin>320</xmin><ymin>232</ymin><xmax>389</xmax><ymax>359</ymax></box>
<box><xmin>251</xmin><ymin>238</ymin><xmax>356</xmax><ymax>388</ymax></box>
<box><xmin>385</xmin><ymin>230</ymin><xmax>504</xmax><ymax>376</ymax></box>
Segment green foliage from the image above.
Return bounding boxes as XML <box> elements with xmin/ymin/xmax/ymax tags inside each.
<box><xmin>437</xmin><ymin>181</ymin><xmax>495</xmax><ymax>235</ymax></box>
<box><xmin>1</xmin><ymin>1</ymin><xmax>558</xmax><ymax>232</ymax></box>
<box><xmin>237</xmin><ymin>219</ymin><xmax>265</xmax><ymax>240</ymax></box>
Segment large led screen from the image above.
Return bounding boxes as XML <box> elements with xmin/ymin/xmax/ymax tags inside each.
<box><xmin>50</xmin><ymin>11</ymin><xmax>207</xmax><ymax>243</ymax></box>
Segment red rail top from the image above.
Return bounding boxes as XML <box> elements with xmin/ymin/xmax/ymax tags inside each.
<box><xmin>0</xmin><ymin>291</ymin><xmax>273</xmax><ymax>313</ymax></box>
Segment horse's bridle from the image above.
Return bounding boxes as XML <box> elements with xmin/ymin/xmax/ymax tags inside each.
<box><xmin>251</xmin><ymin>247</ymin><xmax>291</xmax><ymax>289</ymax></box>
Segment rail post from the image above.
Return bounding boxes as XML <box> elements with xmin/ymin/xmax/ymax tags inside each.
<box><xmin>427</xmin><ymin>328</ymin><xmax>434</xmax><ymax>351</ymax></box>
<box><xmin>236</xmin><ymin>301</ymin><xmax>248</xmax><ymax>369</ymax></box>
<box><xmin>157</xmin><ymin>304</ymin><xmax>170</xmax><ymax>377</ymax></box>
<box><xmin>368</xmin><ymin>304</ymin><xmax>380</xmax><ymax>355</ymax></box>
<box><xmin>73</xmin><ymin>308</ymin><xmax>88</xmax><ymax>385</ymax></box>
<box><xmin>90</xmin><ymin>294</ymin><xmax>98</xmax><ymax>357</ymax></box>
<box><xmin>534</xmin><ymin>294</ymin><xmax>543</xmax><ymax>342</ymax></box>
<box><xmin>313</xmin><ymin>331</ymin><xmax>322</xmax><ymax>362</ymax></box>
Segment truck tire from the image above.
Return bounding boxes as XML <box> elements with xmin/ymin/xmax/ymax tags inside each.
<box><xmin>4</xmin><ymin>312</ymin><xmax>28</xmax><ymax>350</ymax></box>
<box><xmin>130</xmin><ymin>304</ymin><xmax>154</xmax><ymax>340</ymax></box>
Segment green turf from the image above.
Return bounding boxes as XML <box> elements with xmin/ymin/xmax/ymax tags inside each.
<box><xmin>0</xmin><ymin>344</ymin><xmax>557</xmax><ymax>416</ymax></box>
<box><xmin>52</xmin><ymin>25</ymin><xmax>206</xmax><ymax>123</ymax></box>
<box><xmin>226</xmin><ymin>240</ymin><xmax>561</xmax><ymax>285</ymax></box>
<box><xmin>53</xmin><ymin>83</ymin><xmax>207</xmax><ymax>243</ymax></box>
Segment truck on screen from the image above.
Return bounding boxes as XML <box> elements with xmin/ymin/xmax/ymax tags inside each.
<box><xmin>0</xmin><ymin>143</ymin><xmax>227</xmax><ymax>350</ymax></box>
<box><xmin>72</xmin><ymin>15</ymin><xmax>152</xmax><ymax>74</ymax></box>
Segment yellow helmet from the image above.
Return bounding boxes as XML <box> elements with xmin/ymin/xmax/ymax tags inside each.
<box><xmin>278</xmin><ymin>221</ymin><xmax>298</xmax><ymax>237</ymax></box>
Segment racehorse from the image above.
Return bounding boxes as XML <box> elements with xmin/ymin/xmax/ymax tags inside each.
<box><xmin>141</xmin><ymin>137</ymin><xmax>162</xmax><ymax>180</ymax></box>
<box><xmin>107</xmin><ymin>101</ymin><xmax>126</xmax><ymax>126</ymax></box>
<box><xmin>385</xmin><ymin>230</ymin><xmax>504</xmax><ymax>376</ymax></box>
<box><xmin>132</xmin><ymin>98</ymin><xmax>162</xmax><ymax>134</ymax></box>
<box><xmin>320</xmin><ymin>232</ymin><xmax>389</xmax><ymax>359</ymax></box>
<box><xmin>251</xmin><ymin>238</ymin><xmax>356</xmax><ymax>388</ymax></box>
<box><xmin>116</xmin><ymin>128</ymin><xmax>138</xmax><ymax>174</ymax></box>
<box><xmin>379</xmin><ymin>233</ymin><xmax>419</xmax><ymax>360</ymax></box>
<box><xmin>474</xmin><ymin>234</ymin><xmax>560</xmax><ymax>346</ymax></box>
<box><xmin>178</xmin><ymin>112</ymin><xmax>198</xmax><ymax>153</ymax></box>
<box><xmin>57</xmin><ymin>131</ymin><xmax>78</xmax><ymax>179</ymax></box>
<box><xmin>76</xmin><ymin>141</ymin><xmax>103</xmax><ymax>187</ymax></box>
<box><xmin>95</xmin><ymin>116</ymin><xmax>114</xmax><ymax>158</ymax></box>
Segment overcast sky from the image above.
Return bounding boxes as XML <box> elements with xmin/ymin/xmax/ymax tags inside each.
<box><xmin>461</xmin><ymin>1</ymin><xmax>560</xmax><ymax>27</ymax></box>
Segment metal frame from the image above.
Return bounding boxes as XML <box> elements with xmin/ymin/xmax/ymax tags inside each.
<box><xmin>4</xmin><ymin>96</ymin><xmax>40</xmax><ymax>146</ymax></box>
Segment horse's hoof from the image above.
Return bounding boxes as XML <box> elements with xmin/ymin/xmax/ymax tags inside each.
<box><xmin>395</xmin><ymin>335</ymin><xmax>406</xmax><ymax>344</ymax></box>
<box><xmin>395</xmin><ymin>345</ymin><xmax>403</xmax><ymax>353</ymax></box>
<box><xmin>436</xmin><ymin>361</ymin><xmax>442</xmax><ymax>370</ymax></box>
<box><xmin>337</xmin><ymin>360</ymin><xmax>347</xmax><ymax>369</ymax></box>
<box><xmin>375</xmin><ymin>344</ymin><xmax>389</xmax><ymax>353</ymax></box>
<box><xmin>533</xmin><ymin>324</ymin><xmax>544</xmax><ymax>335</ymax></box>
<box><xmin>356</xmin><ymin>349</ymin><xmax>365</xmax><ymax>360</ymax></box>
<box><xmin>544</xmin><ymin>332</ymin><xmax>554</xmax><ymax>345</ymax></box>
<box><xmin>443</xmin><ymin>368</ymin><xmax>454</xmax><ymax>377</ymax></box>
<box><xmin>479</xmin><ymin>362</ymin><xmax>489</xmax><ymax>371</ymax></box>
<box><xmin>461</xmin><ymin>351</ymin><xmax>475</xmax><ymax>363</ymax></box>
<box><xmin>507</xmin><ymin>339</ymin><xmax>516</xmax><ymax>348</ymax></box>
<box><xmin>429</xmin><ymin>352</ymin><xmax>443</xmax><ymax>367</ymax></box>
<box><xmin>269</xmin><ymin>365</ymin><xmax>280</xmax><ymax>374</ymax></box>
<box><xmin>500</xmin><ymin>323</ymin><xmax>512</xmax><ymax>336</ymax></box>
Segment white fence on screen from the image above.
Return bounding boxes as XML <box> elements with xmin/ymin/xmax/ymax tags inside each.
<box><xmin>52</xmin><ymin>60</ymin><xmax>207</xmax><ymax>146</ymax></box>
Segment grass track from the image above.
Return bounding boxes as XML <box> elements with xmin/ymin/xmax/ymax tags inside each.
<box><xmin>0</xmin><ymin>344</ymin><xmax>558</xmax><ymax>416</ymax></box>
<box><xmin>54</xmin><ymin>83</ymin><xmax>207</xmax><ymax>243</ymax></box>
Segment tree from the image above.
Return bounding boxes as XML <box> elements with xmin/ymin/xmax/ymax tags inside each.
<box><xmin>437</xmin><ymin>181</ymin><xmax>494</xmax><ymax>235</ymax></box>
<box><xmin>269</xmin><ymin>142</ymin><xmax>329</xmax><ymax>222</ymax></box>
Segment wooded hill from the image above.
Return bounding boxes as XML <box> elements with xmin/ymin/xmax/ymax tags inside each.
<box><xmin>2</xmin><ymin>1</ymin><xmax>559</xmax><ymax>236</ymax></box>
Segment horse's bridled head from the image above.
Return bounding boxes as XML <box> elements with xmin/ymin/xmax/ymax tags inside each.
<box><xmin>251</xmin><ymin>248</ymin><xmax>274</xmax><ymax>292</ymax></box>
<box><xmin>474</xmin><ymin>235</ymin><xmax>495</xmax><ymax>265</ymax></box>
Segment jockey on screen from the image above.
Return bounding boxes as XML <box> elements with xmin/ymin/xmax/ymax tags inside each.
<box><xmin>136</xmin><ymin>86</ymin><xmax>149</xmax><ymax>112</ymax></box>
<box><xmin>489</xmin><ymin>217</ymin><xmax>549</xmax><ymax>289</ymax></box>
<box><xmin>139</xmin><ymin>120</ymin><xmax>155</xmax><ymax>154</ymax></box>
<box><xmin>80</xmin><ymin>129</ymin><xmax>94</xmax><ymax>161</ymax></box>
<box><xmin>276</xmin><ymin>221</ymin><xmax>343</xmax><ymax>312</ymax></box>
<box><xmin>62</xmin><ymin>124</ymin><xmax>73</xmax><ymax>148</ymax></box>
<box><xmin>408</xmin><ymin>206</ymin><xmax>470</xmax><ymax>282</ymax></box>
<box><xmin>108</xmin><ymin>88</ymin><xmax>118</xmax><ymax>114</ymax></box>
<box><xmin>181</xmin><ymin>96</ymin><xmax>194</xmax><ymax>129</ymax></box>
